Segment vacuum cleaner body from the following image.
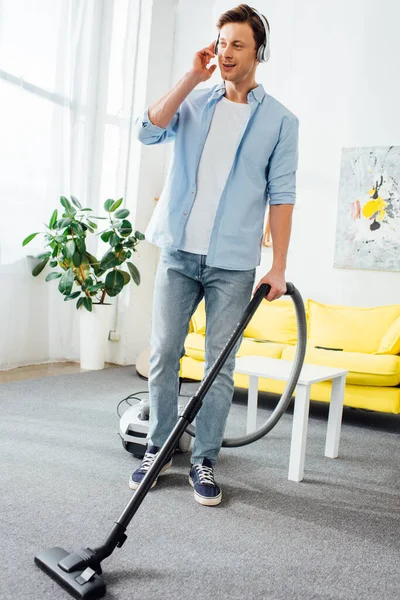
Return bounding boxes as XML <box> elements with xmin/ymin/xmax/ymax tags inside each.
<box><xmin>119</xmin><ymin>399</ymin><xmax>192</xmax><ymax>457</ymax></box>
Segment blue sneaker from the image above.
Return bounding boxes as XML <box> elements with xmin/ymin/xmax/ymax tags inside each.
<box><xmin>129</xmin><ymin>445</ymin><xmax>173</xmax><ymax>490</ymax></box>
<box><xmin>189</xmin><ymin>458</ymin><xmax>222</xmax><ymax>506</ymax></box>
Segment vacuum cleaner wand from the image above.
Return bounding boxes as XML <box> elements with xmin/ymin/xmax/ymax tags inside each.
<box><xmin>35</xmin><ymin>283</ymin><xmax>285</xmax><ymax>599</ymax></box>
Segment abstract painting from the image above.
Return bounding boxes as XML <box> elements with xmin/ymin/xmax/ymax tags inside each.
<box><xmin>334</xmin><ymin>146</ymin><xmax>400</xmax><ymax>271</ymax></box>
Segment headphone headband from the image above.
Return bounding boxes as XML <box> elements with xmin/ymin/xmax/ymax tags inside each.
<box><xmin>214</xmin><ymin>7</ymin><xmax>270</xmax><ymax>63</ymax></box>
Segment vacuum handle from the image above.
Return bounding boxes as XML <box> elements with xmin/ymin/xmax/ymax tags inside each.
<box><xmin>257</xmin><ymin>281</ymin><xmax>295</xmax><ymax>297</ymax></box>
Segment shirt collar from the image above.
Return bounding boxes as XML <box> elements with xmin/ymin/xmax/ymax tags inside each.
<box><xmin>209</xmin><ymin>81</ymin><xmax>266</xmax><ymax>104</ymax></box>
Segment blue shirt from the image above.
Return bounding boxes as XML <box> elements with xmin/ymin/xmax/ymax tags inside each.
<box><xmin>134</xmin><ymin>81</ymin><xmax>299</xmax><ymax>270</ymax></box>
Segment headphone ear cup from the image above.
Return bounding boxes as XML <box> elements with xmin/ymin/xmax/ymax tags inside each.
<box><xmin>257</xmin><ymin>44</ymin><xmax>265</xmax><ymax>62</ymax></box>
<box><xmin>214</xmin><ymin>34</ymin><xmax>219</xmax><ymax>56</ymax></box>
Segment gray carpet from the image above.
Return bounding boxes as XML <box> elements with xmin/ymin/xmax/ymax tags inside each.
<box><xmin>1</xmin><ymin>366</ymin><xmax>399</xmax><ymax>600</ymax></box>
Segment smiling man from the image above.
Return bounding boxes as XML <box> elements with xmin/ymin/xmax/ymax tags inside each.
<box><xmin>131</xmin><ymin>4</ymin><xmax>299</xmax><ymax>506</ymax></box>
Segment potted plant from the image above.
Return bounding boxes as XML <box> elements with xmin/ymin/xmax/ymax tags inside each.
<box><xmin>23</xmin><ymin>195</ymin><xmax>145</xmax><ymax>369</ymax></box>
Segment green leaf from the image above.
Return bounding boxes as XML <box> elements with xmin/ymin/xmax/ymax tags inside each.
<box><xmin>32</xmin><ymin>257</ymin><xmax>49</xmax><ymax>276</ymax></box>
<box><xmin>72</xmin><ymin>251</ymin><xmax>82</xmax><ymax>267</ymax></box>
<box><xmin>120</xmin><ymin>271</ymin><xmax>131</xmax><ymax>285</ymax></box>
<box><xmin>101</xmin><ymin>231</ymin><xmax>113</xmax><ymax>243</ymax></box>
<box><xmin>82</xmin><ymin>296</ymin><xmax>93</xmax><ymax>312</ymax></box>
<box><xmin>71</xmin><ymin>222</ymin><xmax>84</xmax><ymax>235</ymax></box>
<box><xmin>80</xmin><ymin>208</ymin><xmax>92</xmax><ymax>212</ymax></box>
<box><xmin>58</xmin><ymin>268</ymin><xmax>75</xmax><ymax>295</ymax></box>
<box><xmin>77</xmin><ymin>297</ymin><xmax>85</xmax><ymax>310</ymax></box>
<box><xmin>110</xmin><ymin>233</ymin><xmax>121</xmax><ymax>247</ymax></box>
<box><xmin>87</xmin><ymin>283</ymin><xmax>104</xmax><ymax>293</ymax></box>
<box><xmin>60</xmin><ymin>196</ymin><xmax>73</xmax><ymax>211</ymax></box>
<box><xmin>45</xmin><ymin>272</ymin><xmax>62</xmax><ymax>281</ymax></box>
<box><xmin>35</xmin><ymin>251</ymin><xmax>51</xmax><ymax>260</ymax></box>
<box><xmin>100</xmin><ymin>250</ymin><xmax>120</xmax><ymax>271</ymax></box>
<box><xmin>115</xmin><ymin>208</ymin><xmax>130</xmax><ymax>219</ymax></box>
<box><xmin>22</xmin><ymin>232</ymin><xmax>40</xmax><ymax>246</ymax></box>
<box><xmin>56</xmin><ymin>218</ymin><xmax>72</xmax><ymax>229</ymax></box>
<box><xmin>84</xmin><ymin>252</ymin><xmax>98</xmax><ymax>266</ymax></box>
<box><xmin>49</xmin><ymin>259</ymin><xmax>58</xmax><ymax>267</ymax></box>
<box><xmin>119</xmin><ymin>219</ymin><xmax>132</xmax><ymax>237</ymax></box>
<box><xmin>124</xmin><ymin>239</ymin><xmax>137</xmax><ymax>249</ymax></box>
<box><xmin>104</xmin><ymin>199</ymin><xmax>115</xmax><ymax>212</ymax></box>
<box><xmin>110</xmin><ymin>198</ymin><xmax>123</xmax><ymax>212</ymax></box>
<box><xmin>71</xmin><ymin>195</ymin><xmax>82</xmax><ymax>209</ymax></box>
<box><xmin>64</xmin><ymin>291</ymin><xmax>81</xmax><ymax>301</ymax></box>
<box><xmin>49</xmin><ymin>209</ymin><xmax>58</xmax><ymax>229</ymax></box>
<box><xmin>87</xmin><ymin>220</ymin><xmax>97</xmax><ymax>229</ymax></box>
<box><xmin>127</xmin><ymin>262</ymin><xmax>140</xmax><ymax>285</ymax></box>
<box><xmin>134</xmin><ymin>230</ymin><xmax>145</xmax><ymax>240</ymax></box>
<box><xmin>75</xmin><ymin>237</ymin><xmax>86</xmax><ymax>254</ymax></box>
<box><xmin>105</xmin><ymin>270</ymin><xmax>124</xmax><ymax>297</ymax></box>
<box><xmin>82</xmin><ymin>276</ymin><xmax>94</xmax><ymax>290</ymax></box>
<box><xmin>65</xmin><ymin>240</ymin><xmax>76</xmax><ymax>258</ymax></box>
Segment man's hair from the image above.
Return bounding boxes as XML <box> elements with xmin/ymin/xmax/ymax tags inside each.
<box><xmin>216</xmin><ymin>4</ymin><xmax>270</xmax><ymax>53</ymax></box>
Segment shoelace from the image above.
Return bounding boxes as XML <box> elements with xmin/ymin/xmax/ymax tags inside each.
<box><xmin>139</xmin><ymin>452</ymin><xmax>157</xmax><ymax>473</ymax></box>
<box><xmin>194</xmin><ymin>464</ymin><xmax>215</xmax><ymax>486</ymax></box>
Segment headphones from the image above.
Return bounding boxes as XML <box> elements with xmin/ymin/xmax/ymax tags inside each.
<box><xmin>214</xmin><ymin>7</ymin><xmax>270</xmax><ymax>63</ymax></box>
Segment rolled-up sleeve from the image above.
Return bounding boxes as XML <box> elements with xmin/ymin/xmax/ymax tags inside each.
<box><xmin>267</xmin><ymin>115</ymin><xmax>299</xmax><ymax>205</ymax></box>
<box><xmin>133</xmin><ymin>106</ymin><xmax>180</xmax><ymax>145</ymax></box>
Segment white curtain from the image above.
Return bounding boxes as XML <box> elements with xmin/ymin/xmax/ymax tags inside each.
<box><xmin>0</xmin><ymin>0</ymin><xmax>141</xmax><ymax>369</ymax></box>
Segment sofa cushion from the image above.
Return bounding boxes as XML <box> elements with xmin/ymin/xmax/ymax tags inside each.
<box><xmin>243</xmin><ymin>299</ymin><xmax>298</xmax><ymax>345</ymax></box>
<box><xmin>191</xmin><ymin>301</ymin><xmax>206</xmax><ymax>334</ymax></box>
<box><xmin>376</xmin><ymin>316</ymin><xmax>400</xmax><ymax>355</ymax></box>
<box><xmin>307</xmin><ymin>299</ymin><xmax>400</xmax><ymax>354</ymax></box>
<box><xmin>184</xmin><ymin>333</ymin><xmax>286</xmax><ymax>362</ymax></box>
<box><xmin>282</xmin><ymin>345</ymin><xmax>400</xmax><ymax>386</ymax></box>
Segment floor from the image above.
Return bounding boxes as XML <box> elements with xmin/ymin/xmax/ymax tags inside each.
<box><xmin>0</xmin><ymin>362</ymin><xmax>117</xmax><ymax>383</ymax></box>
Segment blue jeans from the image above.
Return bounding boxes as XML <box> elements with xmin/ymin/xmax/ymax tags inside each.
<box><xmin>147</xmin><ymin>248</ymin><xmax>256</xmax><ymax>464</ymax></box>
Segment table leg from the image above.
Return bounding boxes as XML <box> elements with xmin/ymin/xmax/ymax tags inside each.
<box><xmin>325</xmin><ymin>375</ymin><xmax>346</xmax><ymax>458</ymax></box>
<box><xmin>246</xmin><ymin>375</ymin><xmax>259</xmax><ymax>434</ymax></box>
<box><xmin>288</xmin><ymin>384</ymin><xmax>311</xmax><ymax>482</ymax></box>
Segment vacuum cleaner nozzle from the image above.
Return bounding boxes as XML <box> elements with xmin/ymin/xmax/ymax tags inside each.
<box><xmin>34</xmin><ymin>547</ymin><xmax>106</xmax><ymax>600</ymax></box>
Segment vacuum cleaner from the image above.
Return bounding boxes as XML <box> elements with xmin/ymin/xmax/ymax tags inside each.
<box><xmin>34</xmin><ymin>282</ymin><xmax>306</xmax><ymax>599</ymax></box>
<box><xmin>119</xmin><ymin>392</ymin><xmax>192</xmax><ymax>457</ymax></box>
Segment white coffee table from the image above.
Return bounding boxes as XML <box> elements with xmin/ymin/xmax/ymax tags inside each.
<box><xmin>234</xmin><ymin>356</ymin><xmax>348</xmax><ymax>482</ymax></box>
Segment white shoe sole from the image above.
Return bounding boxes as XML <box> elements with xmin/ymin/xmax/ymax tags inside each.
<box><xmin>189</xmin><ymin>476</ymin><xmax>222</xmax><ymax>506</ymax></box>
<box><xmin>129</xmin><ymin>460</ymin><xmax>172</xmax><ymax>490</ymax></box>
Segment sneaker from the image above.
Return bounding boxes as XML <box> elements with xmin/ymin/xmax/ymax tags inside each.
<box><xmin>189</xmin><ymin>458</ymin><xmax>222</xmax><ymax>506</ymax></box>
<box><xmin>129</xmin><ymin>445</ymin><xmax>173</xmax><ymax>490</ymax></box>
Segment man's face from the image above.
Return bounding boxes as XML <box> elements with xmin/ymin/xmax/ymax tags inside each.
<box><xmin>217</xmin><ymin>22</ymin><xmax>258</xmax><ymax>83</ymax></box>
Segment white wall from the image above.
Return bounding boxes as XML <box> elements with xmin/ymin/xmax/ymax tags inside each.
<box><xmin>162</xmin><ymin>0</ymin><xmax>400</xmax><ymax>308</ymax></box>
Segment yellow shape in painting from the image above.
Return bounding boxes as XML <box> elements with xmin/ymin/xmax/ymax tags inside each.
<box><xmin>362</xmin><ymin>197</ymin><xmax>387</xmax><ymax>221</ymax></box>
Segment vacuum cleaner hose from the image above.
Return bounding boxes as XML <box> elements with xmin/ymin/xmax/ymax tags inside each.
<box><xmin>185</xmin><ymin>284</ymin><xmax>307</xmax><ymax>447</ymax></box>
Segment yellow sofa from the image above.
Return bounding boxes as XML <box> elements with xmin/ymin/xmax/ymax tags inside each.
<box><xmin>180</xmin><ymin>298</ymin><xmax>400</xmax><ymax>414</ymax></box>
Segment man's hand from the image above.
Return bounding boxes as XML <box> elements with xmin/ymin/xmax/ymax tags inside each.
<box><xmin>190</xmin><ymin>42</ymin><xmax>218</xmax><ymax>82</ymax></box>
<box><xmin>254</xmin><ymin>269</ymin><xmax>287</xmax><ymax>302</ymax></box>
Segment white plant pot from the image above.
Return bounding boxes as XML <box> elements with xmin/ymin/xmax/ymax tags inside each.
<box><xmin>79</xmin><ymin>303</ymin><xmax>113</xmax><ymax>370</ymax></box>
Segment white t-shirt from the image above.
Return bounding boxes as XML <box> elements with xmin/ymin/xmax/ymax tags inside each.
<box><xmin>180</xmin><ymin>96</ymin><xmax>251</xmax><ymax>255</ymax></box>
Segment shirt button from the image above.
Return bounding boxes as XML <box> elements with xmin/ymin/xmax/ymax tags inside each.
<box><xmin>183</xmin><ymin>212</ymin><xmax>187</xmax><ymax>215</ymax></box>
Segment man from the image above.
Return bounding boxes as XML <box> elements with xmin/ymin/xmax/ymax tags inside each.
<box><xmin>130</xmin><ymin>4</ymin><xmax>299</xmax><ymax>506</ymax></box>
